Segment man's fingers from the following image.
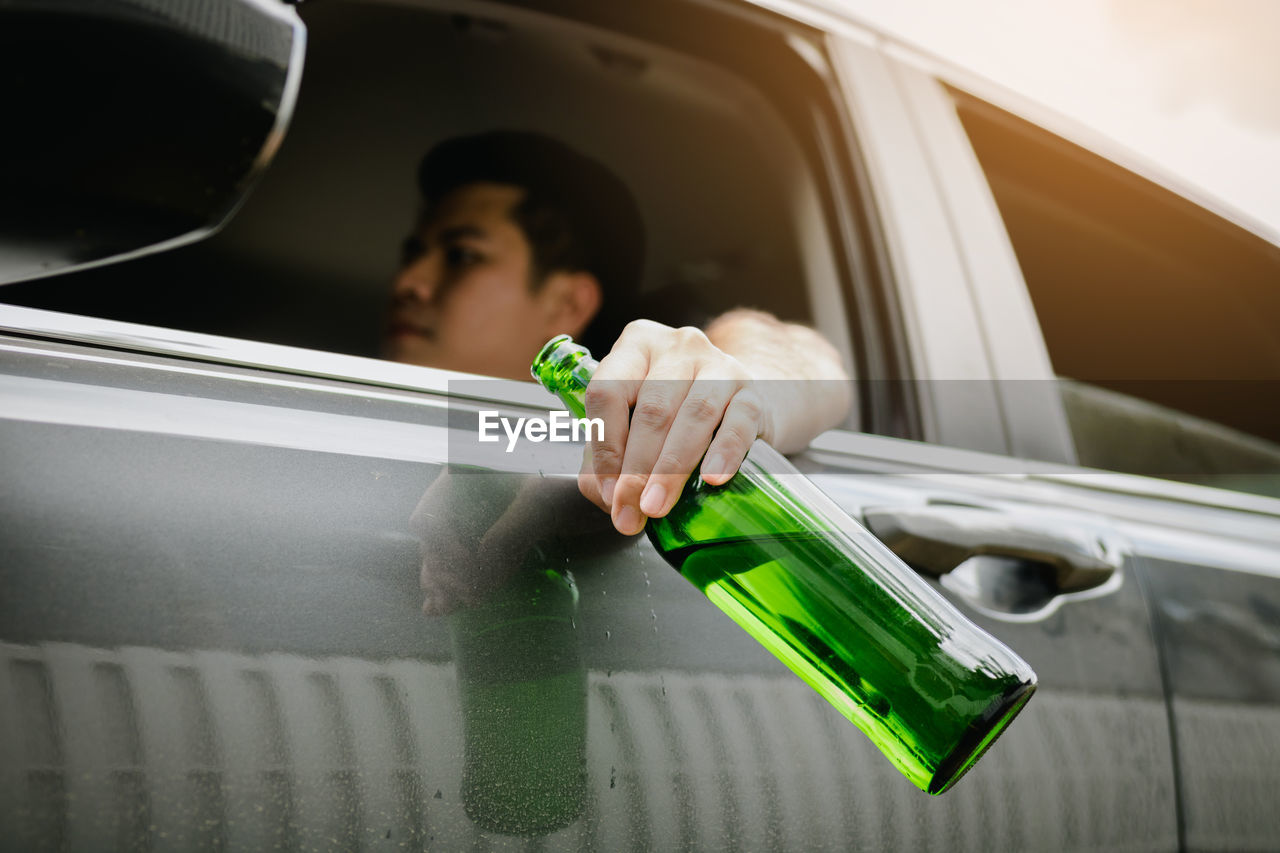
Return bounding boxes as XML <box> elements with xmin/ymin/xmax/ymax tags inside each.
<box><xmin>576</xmin><ymin>444</ymin><xmax>611</xmax><ymax>512</ymax></box>
<box><xmin>583</xmin><ymin>376</ymin><xmax>641</xmax><ymax>513</ymax></box>
<box><xmin>611</xmin><ymin>377</ymin><xmax>692</xmax><ymax>535</ymax></box>
<box><xmin>637</xmin><ymin>382</ymin><xmax>739</xmax><ymax>519</ymax></box>
<box><xmin>701</xmin><ymin>387</ymin><xmax>766</xmax><ymax>485</ymax></box>
<box><xmin>585</xmin><ymin>323</ymin><xmax>668</xmax><ymax>511</ymax></box>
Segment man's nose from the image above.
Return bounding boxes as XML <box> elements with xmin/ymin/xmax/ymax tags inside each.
<box><xmin>393</xmin><ymin>253</ymin><xmax>439</xmax><ymax>302</ymax></box>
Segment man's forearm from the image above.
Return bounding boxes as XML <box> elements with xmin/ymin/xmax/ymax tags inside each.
<box><xmin>704</xmin><ymin>308</ymin><xmax>852</xmax><ymax>453</ymax></box>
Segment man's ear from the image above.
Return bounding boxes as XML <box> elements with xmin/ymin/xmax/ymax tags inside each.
<box><xmin>541</xmin><ymin>271</ymin><xmax>603</xmax><ymax>338</ymax></box>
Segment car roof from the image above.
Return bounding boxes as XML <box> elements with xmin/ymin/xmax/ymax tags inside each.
<box><xmin>741</xmin><ymin>0</ymin><xmax>1280</xmax><ymax>248</ymax></box>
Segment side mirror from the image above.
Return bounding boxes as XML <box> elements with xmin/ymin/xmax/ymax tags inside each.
<box><xmin>0</xmin><ymin>0</ymin><xmax>305</xmax><ymax>284</ymax></box>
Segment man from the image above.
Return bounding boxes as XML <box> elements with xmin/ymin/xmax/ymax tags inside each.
<box><xmin>386</xmin><ymin>131</ymin><xmax>851</xmax><ymax>536</ymax></box>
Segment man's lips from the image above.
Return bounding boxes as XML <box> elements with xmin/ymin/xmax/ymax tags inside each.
<box><xmin>386</xmin><ymin>319</ymin><xmax>434</xmax><ymax>340</ymax></box>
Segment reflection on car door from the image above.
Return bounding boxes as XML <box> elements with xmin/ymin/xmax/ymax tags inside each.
<box><xmin>1</xmin><ymin>320</ymin><xmax>1180</xmax><ymax>851</ymax></box>
<box><xmin>1131</xmin><ymin>527</ymin><xmax>1280</xmax><ymax>849</ymax></box>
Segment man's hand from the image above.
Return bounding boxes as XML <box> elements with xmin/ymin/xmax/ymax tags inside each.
<box><xmin>577</xmin><ymin>313</ymin><xmax>851</xmax><ymax>536</ymax></box>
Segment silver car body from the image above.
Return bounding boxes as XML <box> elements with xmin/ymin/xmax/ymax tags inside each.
<box><xmin>2</xmin><ymin>0</ymin><xmax>1278</xmax><ymax>850</ymax></box>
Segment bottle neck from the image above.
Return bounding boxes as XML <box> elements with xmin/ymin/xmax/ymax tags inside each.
<box><xmin>531</xmin><ymin>335</ymin><xmax>598</xmax><ymax>419</ymax></box>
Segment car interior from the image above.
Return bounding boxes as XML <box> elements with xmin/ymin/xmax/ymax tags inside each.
<box><xmin>0</xmin><ymin>0</ymin><xmax>859</xmax><ymax>380</ymax></box>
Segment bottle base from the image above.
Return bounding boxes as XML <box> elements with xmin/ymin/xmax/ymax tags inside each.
<box><xmin>927</xmin><ymin>679</ymin><xmax>1036</xmax><ymax>795</ymax></box>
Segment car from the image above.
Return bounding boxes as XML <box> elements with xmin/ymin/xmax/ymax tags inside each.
<box><xmin>2</xmin><ymin>0</ymin><xmax>1279</xmax><ymax>850</ymax></box>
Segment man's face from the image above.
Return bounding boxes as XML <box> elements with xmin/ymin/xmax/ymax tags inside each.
<box><xmin>384</xmin><ymin>182</ymin><xmax>569</xmax><ymax>380</ymax></box>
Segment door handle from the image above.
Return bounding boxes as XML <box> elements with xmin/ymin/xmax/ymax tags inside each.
<box><xmin>862</xmin><ymin>504</ymin><xmax>1120</xmax><ymax>593</ymax></box>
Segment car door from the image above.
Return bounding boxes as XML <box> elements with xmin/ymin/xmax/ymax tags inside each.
<box><xmin>828</xmin><ymin>19</ymin><xmax>1280</xmax><ymax>852</ymax></box>
<box><xmin>0</xmin><ymin>306</ymin><xmax>1175</xmax><ymax>853</ymax></box>
<box><xmin>803</xmin><ymin>431</ymin><xmax>1280</xmax><ymax>852</ymax></box>
<box><xmin>0</xmin><ymin>312</ymin><xmax>675</xmax><ymax>850</ymax></box>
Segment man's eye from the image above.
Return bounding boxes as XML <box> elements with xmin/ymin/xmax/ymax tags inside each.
<box><xmin>444</xmin><ymin>245</ymin><xmax>482</xmax><ymax>268</ymax></box>
<box><xmin>400</xmin><ymin>236</ymin><xmax>425</xmax><ymax>266</ymax></box>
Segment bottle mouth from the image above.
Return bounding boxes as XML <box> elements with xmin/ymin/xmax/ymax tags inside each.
<box><xmin>531</xmin><ymin>334</ymin><xmax>574</xmax><ymax>380</ymax></box>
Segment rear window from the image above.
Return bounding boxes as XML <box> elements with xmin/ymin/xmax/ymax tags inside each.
<box><xmin>951</xmin><ymin>89</ymin><xmax>1280</xmax><ymax>496</ymax></box>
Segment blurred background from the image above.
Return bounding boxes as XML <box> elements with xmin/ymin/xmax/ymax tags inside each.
<box><xmin>839</xmin><ymin>0</ymin><xmax>1280</xmax><ymax>240</ymax></box>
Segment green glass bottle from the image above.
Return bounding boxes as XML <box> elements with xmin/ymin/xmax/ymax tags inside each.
<box><xmin>532</xmin><ymin>335</ymin><xmax>1036</xmax><ymax>794</ymax></box>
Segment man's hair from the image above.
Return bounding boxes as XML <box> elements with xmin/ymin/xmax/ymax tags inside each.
<box><xmin>416</xmin><ymin>130</ymin><xmax>644</xmax><ymax>353</ymax></box>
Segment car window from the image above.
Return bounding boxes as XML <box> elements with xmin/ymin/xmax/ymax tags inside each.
<box><xmin>950</xmin><ymin>88</ymin><xmax>1280</xmax><ymax>497</ymax></box>
<box><xmin>0</xmin><ymin>1</ymin><xmax>862</xmax><ymax>384</ymax></box>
